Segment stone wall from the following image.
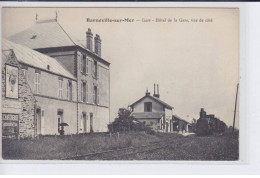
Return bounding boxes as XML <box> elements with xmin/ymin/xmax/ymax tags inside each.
<box><xmin>2</xmin><ymin>50</ymin><xmax>36</xmax><ymax>138</ymax></box>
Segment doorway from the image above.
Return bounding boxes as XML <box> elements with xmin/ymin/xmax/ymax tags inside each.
<box><xmin>90</xmin><ymin>112</ymin><xmax>93</xmax><ymax>133</ymax></box>
<box><xmin>36</xmin><ymin>108</ymin><xmax>41</xmax><ymax>135</ymax></box>
<box><xmin>82</xmin><ymin>112</ymin><xmax>87</xmax><ymax>133</ymax></box>
<box><xmin>57</xmin><ymin>110</ymin><xmax>63</xmax><ymax>135</ymax></box>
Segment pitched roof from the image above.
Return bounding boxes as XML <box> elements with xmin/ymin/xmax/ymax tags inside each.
<box><xmin>1</xmin><ymin>50</ymin><xmax>12</xmax><ymax>65</ymax></box>
<box><xmin>8</xmin><ymin>19</ymin><xmax>110</xmax><ymax>65</ymax></box>
<box><xmin>2</xmin><ymin>39</ymin><xmax>76</xmax><ymax>80</ymax></box>
<box><xmin>172</xmin><ymin>115</ymin><xmax>190</xmax><ymax>124</ymax></box>
<box><xmin>8</xmin><ymin>19</ymin><xmax>79</xmax><ymax>49</ymax></box>
<box><xmin>131</xmin><ymin>112</ymin><xmax>163</xmax><ymax>119</ymax></box>
<box><xmin>130</xmin><ymin>94</ymin><xmax>174</xmax><ymax>109</ymax></box>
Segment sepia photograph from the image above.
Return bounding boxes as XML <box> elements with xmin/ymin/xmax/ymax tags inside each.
<box><xmin>1</xmin><ymin>7</ymin><xmax>239</xmax><ymax>161</ymax></box>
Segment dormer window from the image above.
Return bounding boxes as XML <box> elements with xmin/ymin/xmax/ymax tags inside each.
<box><xmin>31</xmin><ymin>35</ymin><xmax>37</xmax><ymax>39</ymax></box>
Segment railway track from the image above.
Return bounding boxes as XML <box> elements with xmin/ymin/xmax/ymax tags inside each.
<box><xmin>62</xmin><ymin>140</ymin><xmax>172</xmax><ymax>160</ymax></box>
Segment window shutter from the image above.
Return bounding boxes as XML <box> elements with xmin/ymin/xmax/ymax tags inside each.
<box><xmin>91</xmin><ymin>60</ymin><xmax>94</xmax><ymax>77</ymax></box>
<box><xmin>38</xmin><ymin>74</ymin><xmax>40</xmax><ymax>94</ymax></box>
<box><xmin>81</xmin><ymin>82</ymin><xmax>83</xmax><ymax>101</ymax></box>
<box><xmin>67</xmin><ymin>82</ymin><xmax>69</xmax><ymax>99</ymax></box>
<box><xmin>79</xmin><ymin>54</ymin><xmax>82</xmax><ymax>73</ymax></box>
<box><xmin>97</xmin><ymin>87</ymin><xmax>99</xmax><ymax>105</ymax></box>
<box><xmin>58</xmin><ymin>80</ymin><xmax>60</xmax><ymax>97</ymax></box>
<box><xmin>93</xmin><ymin>85</ymin><xmax>95</xmax><ymax>104</ymax></box>
<box><xmin>97</xmin><ymin>64</ymin><xmax>99</xmax><ymax>79</ymax></box>
<box><xmin>72</xmin><ymin>82</ymin><xmax>75</xmax><ymax>101</ymax></box>
<box><xmin>86</xmin><ymin>82</ymin><xmax>88</xmax><ymax>102</ymax></box>
<box><xmin>34</xmin><ymin>73</ymin><xmax>37</xmax><ymax>93</ymax></box>
<box><xmin>86</xmin><ymin>58</ymin><xmax>89</xmax><ymax>74</ymax></box>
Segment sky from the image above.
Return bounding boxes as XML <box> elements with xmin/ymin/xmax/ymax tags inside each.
<box><xmin>2</xmin><ymin>7</ymin><xmax>239</xmax><ymax>127</ymax></box>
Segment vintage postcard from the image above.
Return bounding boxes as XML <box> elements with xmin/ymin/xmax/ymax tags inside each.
<box><xmin>1</xmin><ymin>7</ymin><xmax>239</xmax><ymax>161</ymax></box>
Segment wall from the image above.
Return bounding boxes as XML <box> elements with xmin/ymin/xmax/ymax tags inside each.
<box><xmin>2</xmin><ymin>50</ymin><xmax>36</xmax><ymax>138</ymax></box>
<box><xmin>165</xmin><ymin>107</ymin><xmax>173</xmax><ymax>122</ymax></box>
<box><xmin>78</xmin><ymin>103</ymin><xmax>109</xmax><ymax>133</ymax></box>
<box><xmin>25</xmin><ymin>65</ymin><xmax>77</xmax><ymax>102</ymax></box>
<box><xmin>76</xmin><ymin>49</ymin><xmax>110</xmax><ymax>132</ymax></box>
<box><xmin>20</xmin><ymin>60</ymin><xmax>78</xmax><ymax>135</ymax></box>
<box><xmin>133</xmin><ymin>97</ymin><xmax>164</xmax><ymax>113</ymax></box>
<box><xmin>34</xmin><ymin>96</ymin><xmax>77</xmax><ymax>135</ymax></box>
<box><xmin>136</xmin><ymin>118</ymin><xmax>161</xmax><ymax>131</ymax></box>
<box><xmin>27</xmin><ymin>47</ymin><xmax>110</xmax><ymax>134</ymax></box>
<box><xmin>47</xmin><ymin>51</ymin><xmax>76</xmax><ymax>76</ymax></box>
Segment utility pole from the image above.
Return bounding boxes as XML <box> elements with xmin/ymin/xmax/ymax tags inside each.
<box><xmin>56</xmin><ymin>11</ymin><xmax>58</xmax><ymax>21</ymax></box>
<box><xmin>232</xmin><ymin>83</ymin><xmax>239</xmax><ymax>134</ymax></box>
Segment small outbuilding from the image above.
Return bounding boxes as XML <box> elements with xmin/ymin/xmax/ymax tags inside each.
<box><xmin>172</xmin><ymin>115</ymin><xmax>191</xmax><ymax>133</ymax></box>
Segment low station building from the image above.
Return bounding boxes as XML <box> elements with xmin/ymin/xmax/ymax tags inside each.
<box><xmin>130</xmin><ymin>84</ymin><xmax>192</xmax><ymax>133</ymax></box>
<box><xmin>172</xmin><ymin>115</ymin><xmax>191</xmax><ymax>133</ymax></box>
<box><xmin>130</xmin><ymin>84</ymin><xmax>174</xmax><ymax>133</ymax></box>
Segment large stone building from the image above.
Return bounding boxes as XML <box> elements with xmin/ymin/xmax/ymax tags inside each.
<box><xmin>2</xmin><ymin>19</ymin><xmax>110</xmax><ymax>138</ymax></box>
<box><xmin>130</xmin><ymin>84</ymin><xmax>174</xmax><ymax>132</ymax></box>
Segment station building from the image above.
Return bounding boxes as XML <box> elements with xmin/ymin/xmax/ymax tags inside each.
<box><xmin>130</xmin><ymin>84</ymin><xmax>174</xmax><ymax>133</ymax></box>
<box><xmin>2</xmin><ymin>19</ymin><xmax>110</xmax><ymax>138</ymax></box>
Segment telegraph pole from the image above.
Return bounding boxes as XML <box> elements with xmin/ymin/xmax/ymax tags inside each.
<box><xmin>232</xmin><ymin>83</ymin><xmax>239</xmax><ymax>134</ymax></box>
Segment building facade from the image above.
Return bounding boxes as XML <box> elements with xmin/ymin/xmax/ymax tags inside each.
<box><xmin>2</xmin><ymin>49</ymin><xmax>36</xmax><ymax>138</ymax></box>
<box><xmin>172</xmin><ymin>115</ymin><xmax>191</xmax><ymax>133</ymax></box>
<box><xmin>2</xmin><ymin>19</ymin><xmax>110</xmax><ymax>138</ymax></box>
<box><xmin>130</xmin><ymin>84</ymin><xmax>174</xmax><ymax>133</ymax></box>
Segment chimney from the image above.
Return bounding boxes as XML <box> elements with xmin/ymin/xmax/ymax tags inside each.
<box><xmin>154</xmin><ymin>83</ymin><xmax>156</xmax><ymax>96</ymax></box>
<box><xmin>153</xmin><ymin>84</ymin><xmax>160</xmax><ymax>98</ymax></box>
<box><xmin>146</xmin><ymin>88</ymin><xmax>150</xmax><ymax>96</ymax></box>
<box><xmin>94</xmin><ymin>34</ymin><xmax>101</xmax><ymax>57</ymax></box>
<box><xmin>86</xmin><ymin>28</ymin><xmax>93</xmax><ymax>51</ymax></box>
<box><xmin>200</xmin><ymin>108</ymin><xmax>207</xmax><ymax>118</ymax></box>
<box><xmin>157</xmin><ymin>84</ymin><xmax>160</xmax><ymax>98</ymax></box>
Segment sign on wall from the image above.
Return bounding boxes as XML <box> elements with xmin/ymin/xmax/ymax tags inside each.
<box><xmin>6</xmin><ymin>65</ymin><xmax>18</xmax><ymax>99</ymax></box>
<box><xmin>2</xmin><ymin>99</ymin><xmax>22</xmax><ymax>114</ymax></box>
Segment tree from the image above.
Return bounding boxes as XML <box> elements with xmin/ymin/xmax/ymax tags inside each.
<box><xmin>108</xmin><ymin>108</ymin><xmax>154</xmax><ymax>134</ymax></box>
<box><xmin>108</xmin><ymin>108</ymin><xmax>135</xmax><ymax>133</ymax></box>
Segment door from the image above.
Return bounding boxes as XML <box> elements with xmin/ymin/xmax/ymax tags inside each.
<box><xmin>36</xmin><ymin>108</ymin><xmax>41</xmax><ymax>135</ymax></box>
<box><xmin>90</xmin><ymin>112</ymin><xmax>93</xmax><ymax>133</ymax></box>
<box><xmin>83</xmin><ymin>113</ymin><xmax>87</xmax><ymax>133</ymax></box>
<box><xmin>57</xmin><ymin>111</ymin><xmax>63</xmax><ymax>135</ymax></box>
<box><xmin>166</xmin><ymin>122</ymin><xmax>169</xmax><ymax>133</ymax></box>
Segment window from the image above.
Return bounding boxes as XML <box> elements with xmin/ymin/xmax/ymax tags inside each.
<box><xmin>58</xmin><ymin>79</ymin><xmax>63</xmax><ymax>98</ymax></box>
<box><xmin>94</xmin><ymin>61</ymin><xmax>97</xmax><ymax>78</ymax></box>
<box><xmin>67</xmin><ymin>81</ymin><xmax>72</xmax><ymax>100</ymax></box>
<box><xmin>92</xmin><ymin>60</ymin><xmax>98</xmax><ymax>78</ymax></box>
<box><xmin>22</xmin><ymin>69</ymin><xmax>28</xmax><ymax>81</ymax></box>
<box><xmin>82</xmin><ymin>112</ymin><xmax>87</xmax><ymax>133</ymax></box>
<box><xmin>93</xmin><ymin>85</ymin><xmax>99</xmax><ymax>104</ymax></box>
<box><xmin>144</xmin><ymin>102</ymin><xmax>152</xmax><ymax>112</ymax></box>
<box><xmin>80</xmin><ymin>56</ymin><xmax>83</xmax><ymax>73</ymax></box>
<box><xmin>81</xmin><ymin>81</ymin><xmax>87</xmax><ymax>102</ymax></box>
<box><xmin>82</xmin><ymin>55</ymin><xmax>87</xmax><ymax>74</ymax></box>
<box><xmin>35</xmin><ymin>73</ymin><xmax>40</xmax><ymax>94</ymax></box>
